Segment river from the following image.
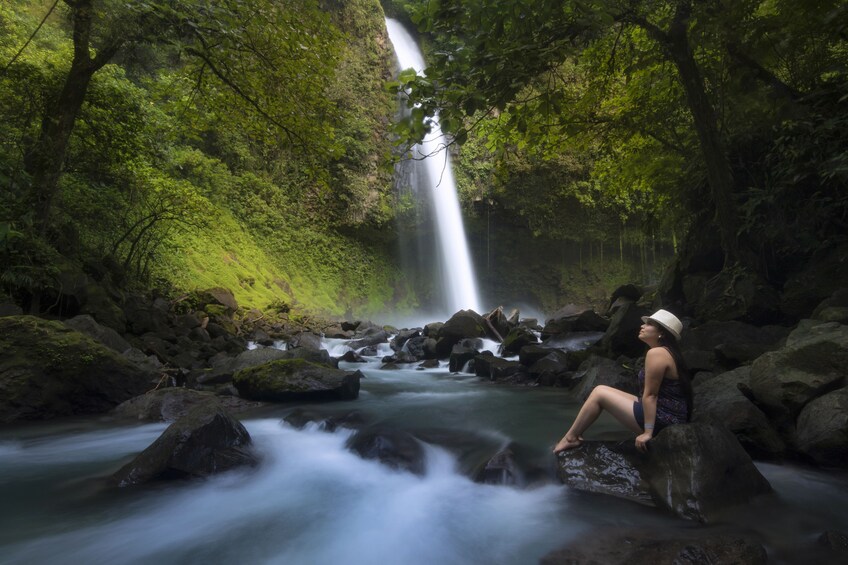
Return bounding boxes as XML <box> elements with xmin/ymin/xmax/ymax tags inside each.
<box><xmin>1</xmin><ymin>339</ymin><xmax>847</xmax><ymax>564</ymax></box>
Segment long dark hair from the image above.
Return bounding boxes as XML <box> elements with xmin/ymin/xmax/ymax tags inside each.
<box><xmin>657</xmin><ymin>333</ymin><xmax>694</xmax><ymax>421</ymax></box>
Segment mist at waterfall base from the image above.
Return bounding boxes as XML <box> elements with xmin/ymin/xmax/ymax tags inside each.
<box><xmin>387</xmin><ymin>18</ymin><xmax>482</xmax><ymax>323</ymax></box>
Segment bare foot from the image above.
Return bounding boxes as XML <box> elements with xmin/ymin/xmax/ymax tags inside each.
<box><xmin>553</xmin><ymin>436</ymin><xmax>583</xmax><ymax>453</ymax></box>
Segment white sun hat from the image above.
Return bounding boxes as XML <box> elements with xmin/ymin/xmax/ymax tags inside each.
<box><xmin>641</xmin><ymin>309</ymin><xmax>683</xmax><ymax>342</ymax></box>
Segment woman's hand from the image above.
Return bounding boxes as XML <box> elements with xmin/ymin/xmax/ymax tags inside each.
<box><xmin>635</xmin><ymin>431</ymin><xmax>653</xmax><ymax>452</ymax></box>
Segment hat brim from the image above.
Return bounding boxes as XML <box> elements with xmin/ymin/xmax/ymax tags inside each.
<box><xmin>641</xmin><ymin>316</ymin><xmax>681</xmax><ymax>341</ymax></box>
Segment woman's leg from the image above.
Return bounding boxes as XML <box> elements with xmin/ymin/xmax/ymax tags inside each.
<box><xmin>553</xmin><ymin>385</ymin><xmax>641</xmax><ymax>452</ymax></box>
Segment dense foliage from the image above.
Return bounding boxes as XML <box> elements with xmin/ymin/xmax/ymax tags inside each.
<box><xmin>389</xmin><ymin>0</ymin><xmax>848</xmax><ymax>284</ymax></box>
<box><xmin>0</xmin><ymin>0</ymin><xmax>412</xmax><ymax>316</ymax></box>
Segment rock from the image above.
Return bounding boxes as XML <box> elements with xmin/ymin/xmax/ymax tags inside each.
<box><xmin>390</xmin><ymin>328</ymin><xmax>421</xmax><ymax>352</ymax></box>
<box><xmin>349</xmin><ymin>329</ymin><xmax>390</xmax><ymax>350</ymax></box>
<box><xmin>195</xmin><ymin>287</ymin><xmax>239</xmax><ymax>313</ymax></box>
<box><xmin>423</xmin><ymin>321</ymin><xmax>444</xmax><ymax>337</ymax></box>
<box><xmin>795</xmin><ymin>387</ymin><xmax>848</xmax><ymax>467</ymax></box>
<box><xmin>782</xmin><ymin>243</ymin><xmax>848</xmax><ymax>321</ymax></box>
<box><xmin>483</xmin><ymin>306</ymin><xmax>511</xmax><ymax>340</ymax></box>
<box><xmin>359</xmin><ymin>346</ymin><xmax>378</xmax><ymax>357</ymax></box>
<box><xmin>818</xmin><ymin>530</ymin><xmax>848</xmax><ymax>553</ymax></box>
<box><xmin>123</xmin><ymin>295</ymin><xmax>171</xmax><ymax>336</ymax></box>
<box><xmin>518</xmin><ymin>344</ymin><xmax>552</xmax><ymax>366</ymax></box>
<box><xmin>693</xmin><ymin>366</ymin><xmax>786</xmax><ymax>459</ymax></box>
<box><xmin>64</xmin><ymin>314</ymin><xmax>132</xmax><ymax>353</ymax></box>
<box><xmin>449</xmin><ymin>339</ymin><xmax>482</xmax><ymax>372</ymax></box>
<box><xmin>749</xmin><ymin>321</ymin><xmax>848</xmax><ymax>421</ymax></box>
<box><xmin>198</xmin><ymin>347</ymin><xmax>288</xmax><ymax>385</ymax></box>
<box><xmin>382</xmin><ymin>352</ymin><xmax>418</xmax><ymax>365</ymax></box>
<box><xmin>339</xmin><ymin>350</ymin><xmax>366</xmax><ymax>363</ymax></box>
<box><xmin>233</xmin><ymin>359</ymin><xmax>361</xmax><ymax>402</ymax></box>
<box><xmin>541</xmin><ymin>529</ymin><xmax>767</xmax><ymax>565</ymax></box>
<box><xmin>637</xmin><ymin>423</ymin><xmax>773</xmax><ymax>522</ymax></box>
<box><xmin>112</xmin><ymin>403</ymin><xmax>256</xmax><ymax>486</ymax></box>
<box><xmin>681</xmin><ymin>320</ymin><xmax>789</xmax><ymax>372</ymax></box>
<box><xmin>574</xmin><ymin>356</ymin><xmax>638</xmax><ymax>402</ymax></box>
<box><xmin>597</xmin><ymin>301</ymin><xmax>650</xmax><ymax>358</ymax></box>
<box><xmin>76</xmin><ymin>283</ymin><xmax>127</xmax><ymax>333</ymax></box>
<box><xmin>610</xmin><ymin>284</ymin><xmax>643</xmax><ymax>304</ymax></box>
<box><xmin>0</xmin><ymin>316</ymin><xmax>154</xmax><ymax>423</ymax></box>
<box><xmin>417</xmin><ymin>359</ymin><xmax>440</xmax><ymax>369</ymax></box>
<box><xmin>434</xmin><ymin>310</ymin><xmax>487</xmax><ymax>358</ymax></box>
<box><xmin>341</xmin><ymin>320</ymin><xmax>361</xmax><ymax>331</ymax></box>
<box><xmin>345</xmin><ymin>428</ymin><xmax>425</xmax><ymax>475</ymax></box>
<box><xmin>122</xmin><ymin>347</ymin><xmax>163</xmax><ymax>374</ymax></box>
<box><xmin>474</xmin><ymin>355</ymin><xmax>527</xmax><ymax>382</ymax></box>
<box><xmin>283</xmin><ymin>408</ymin><xmax>367</xmax><ymax>431</ymax></box>
<box><xmin>528</xmin><ymin>350</ymin><xmax>575</xmax><ymax>387</ymax></box>
<box><xmin>290</xmin><ymin>332</ymin><xmax>322</xmax><ymax>350</ymax></box>
<box><xmin>474</xmin><ymin>448</ymin><xmax>520</xmax><ymax>485</ymax></box>
<box><xmin>499</xmin><ymin>326</ymin><xmax>538</xmax><ymax>356</ymax></box>
<box><xmin>690</xmin><ymin>268</ymin><xmax>782</xmax><ymax>324</ymax></box>
<box><xmin>113</xmin><ymin>388</ymin><xmax>258</xmax><ymax>421</ymax></box>
<box><xmin>812</xmin><ymin>288</ymin><xmax>848</xmax><ymax>324</ymax></box>
<box><xmin>556</xmin><ymin>441</ymin><xmax>653</xmax><ymax>506</ymax></box>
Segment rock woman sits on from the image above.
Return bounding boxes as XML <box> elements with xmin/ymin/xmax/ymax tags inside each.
<box><xmin>553</xmin><ymin>309</ymin><xmax>693</xmax><ymax>454</ymax></box>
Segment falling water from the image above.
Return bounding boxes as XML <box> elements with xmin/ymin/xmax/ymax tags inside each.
<box><xmin>386</xmin><ymin>19</ymin><xmax>482</xmax><ymax>316</ymax></box>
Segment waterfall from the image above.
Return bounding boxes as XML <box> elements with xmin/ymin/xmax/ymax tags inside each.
<box><xmin>386</xmin><ymin>18</ymin><xmax>482</xmax><ymax>316</ymax></box>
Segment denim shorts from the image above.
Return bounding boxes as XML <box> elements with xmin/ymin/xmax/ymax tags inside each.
<box><xmin>633</xmin><ymin>401</ymin><xmax>668</xmax><ymax>435</ymax></box>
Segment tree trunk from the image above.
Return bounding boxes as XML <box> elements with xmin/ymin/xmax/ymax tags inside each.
<box><xmin>636</xmin><ymin>2</ymin><xmax>741</xmax><ymax>266</ymax></box>
<box><xmin>23</xmin><ymin>0</ymin><xmax>118</xmax><ymax>235</ymax></box>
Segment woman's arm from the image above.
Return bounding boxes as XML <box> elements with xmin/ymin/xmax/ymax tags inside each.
<box><xmin>635</xmin><ymin>347</ymin><xmax>668</xmax><ymax>451</ymax></box>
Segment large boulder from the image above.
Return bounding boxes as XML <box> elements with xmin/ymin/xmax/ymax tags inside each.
<box><xmin>349</xmin><ymin>329</ymin><xmax>390</xmax><ymax>350</ymax></box>
<box><xmin>556</xmin><ymin>423</ymin><xmax>772</xmax><ymax>522</ymax></box>
<box><xmin>449</xmin><ymin>338</ymin><xmax>482</xmax><ymax>372</ymax></box>
<box><xmin>636</xmin><ymin>423</ymin><xmax>773</xmax><ymax>522</ymax></box>
<box><xmin>345</xmin><ymin>428</ymin><xmax>426</xmax><ymax>475</ymax></box>
<box><xmin>112</xmin><ymin>403</ymin><xmax>256</xmax><ymax>486</ymax></box>
<box><xmin>748</xmin><ymin>321</ymin><xmax>848</xmax><ymax>421</ymax></box>
<box><xmin>473</xmin><ymin>355</ymin><xmax>527</xmax><ymax>382</ymax></box>
<box><xmin>435</xmin><ymin>310</ymin><xmax>487</xmax><ymax>358</ymax></box>
<box><xmin>541</xmin><ymin>529</ymin><xmax>767</xmax><ymax>565</ymax></box>
<box><xmin>64</xmin><ymin>314</ymin><xmax>132</xmax><ymax>353</ymax></box>
<box><xmin>574</xmin><ymin>355</ymin><xmax>638</xmax><ymax>402</ymax></box>
<box><xmin>681</xmin><ymin>320</ymin><xmax>789</xmax><ymax>373</ymax></box>
<box><xmin>781</xmin><ymin>243</ymin><xmax>848</xmax><ymax>321</ymax></box>
<box><xmin>499</xmin><ymin>326</ymin><xmax>538</xmax><ymax>356</ymax></box>
<box><xmin>812</xmin><ymin>288</ymin><xmax>848</xmax><ymax>324</ymax></box>
<box><xmin>233</xmin><ymin>359</ymin><xmax>361</xmax><ymax>402</ymax></box>
<box><xmin>390</xmin><ymin>329</ymin><xmax>421</xmax><ymax>352</ymax></box>
<box><xmin>794</xmin><ymin>387</ymin><xmax>848</xmax><ymax>467</ymax></box>
<box><xmin>483</xmin><ymin>307</ymin><xmax>511</xmax><ymax>340</ymax></box>
<box><xmin>194</xmin><ymin>287</ymin><xmax>239</xmax><ymax>314</ymax></box>
<box><xmin>693</xmin><ymin>367</ymin><xmax>786</xmax><ymax>459</ymax></box>
<box><xmin>597</xmin><ymin>301</ymin><xmax>650</xmax><ymax>358</ymax></box>
<box><xmin>0</xmin><ymin>316</ymin><xmax>154</xmax><ymax>423</ymax></box>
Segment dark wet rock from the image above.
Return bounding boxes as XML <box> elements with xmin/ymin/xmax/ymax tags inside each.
<box><xmin>574</xmin><ymin>355</ymin><xmax>638</xmax><ymax>402</ymax></box>
<box><xmin>749</xmin><ymin>320</ymin><xmax>848</xmax><ymax>421</ymax></box>
<box><xmin>556</xmin><ymin>423</ymin><xmax>772</xmax><ymax>522</ymax></box>
<box><xmin>123</xmin><ymin>347</ymin><xmax>163</xmax><ymax>374</ymax></box>
<box><xmin>198</xmin><ymin>347</ymin><xmax>288</xmax><ymax>385</ymax></box>
<box><xmin>782</xmin><ymin>243</ymin><xmax>848</xmax><ymax>321</ymax></box>
<box><xmin>339</xmin><ymin>350</ymin><xmax>366</xmax><ymax>363</ymax></box>
<box><xmin>484</xmin><ymin>306</ymin><xmax>511</xmax><ymax>340</ymax></box>
<box><xmin>812</xmin><ymin>288</ymin><xmax>848</xmax><ymax>324</ymax></box>
<box><xmin>499</xmin><ymin>326</ymin><xmax>538</xmax><ymax>356</ymax></box>
<box><xmin>541</xmin><ymin>529</ymin><xmax>767</xmax><ymax>565</ymax></box>
<box><xmin>284</xmin><ymin>408</ymin><xmax>367</xmax><ymax>431</ymax></box>
<box><xmin>449</xmin><ymin>338</ymin><xmax>483</xmax><ymax>372</ymax></box>
<box><xmin>693</xmin><ymin>366</ymin><xmax>786</xmax><ymax>459</ymax></box>
<box><xmin>518</xmin><ymin>344</ymin><xmax>552</xmax><ymax>366</ymax></box>
<box><xmin>382</xmin><ymin>351</ymin><xmax>418</xmax><ymax>365</ymax></box>
<box><xmin>341</xmin><ymin>320</ymin><xmax>361</xmax><ymax>332</ymax></box>
<box><xmin>346</xmin><ymin>428</ymin><xmax>425</xmax><ymax>475</ymax></box>
<box><xmin>206</xmin><ymin>322</ymin><xmax>231</xmax><ymax>339</ymax></box>
<box><xmin>0</xmin><ymin>316</ymin><xmax>154</xmax><ymax>423</ymax></box>
<box><xmin>818</xmin><ymin>530</ymin><xmax>848</xmax><ymax>553</ymax></box>
<box><xmin>434</xmin><ymin>310</ymin><xmax>487</xmax><ymax>358</ymax></box>
<box><xmin>359</xmin><ymin>345</ymin><xmax>378</xmax><ymax>356</ymax></box>
<box><xmin>795</xmin><ymin>387</ymin><xmax>848</xmax><ymax>467</ymax></box>
<box><xmin>417</xmin><ymin>359</ymin><xmax>440</xmax><ymax>369</ymax></box>
<box><xmin>681</xmin><ymin>320</ymin><xmax>789</xmax><ymax>373</ymax></box>
<box><xmin>112</xmin><ymin>403</ymin><xmax>256</xmax><ymax>486</ymax></box>
<box><xmin>233</xmin><ymin>359</ymin><xmax>361</xmax><ymax>402</ymax></box>
<box><xmin>528</xmin><ymin>350</ymin><xmax>576</xmax><ymax>387</ymax></box>
<box><xmin>290</xmin><ymin>332</ymin><xmax>322</xmax><ymax>351</ymax></box>
<box><xmin>113</xmin><ymin>388</ymin><xmax>259</xmax><ymax>421</ymax></box>
<box><xmin>638</xmin><ymin>423</ymin><xmax>772</xmax><ymax>522</ymax></box>
<box><xmin>556</xmin><ymin>441</ymin><xmax>653</xmax><ymax>506</ymax></box>
<box><xmin>403</xmin><ymin>336</ymin><xmax>427</xmax><ymax>359</ymax></box>
<box><xmin>349</xmin><ymin>329</ymin><xmax>389</xmax><ymax>350</ymax></box>
<box><xmin>474</xmin><ymin>355</ymin><xmax>527</xmax><ymax>382</ymax></box>
<box><xmin>597</xmin><ymin>301</ymin><xmax>650</xmax><ymax>358</ymax></box>
<box><xmin>687</xmin><ymin>268</ymin><xmax>783</xmax><ymax>324</ymax></box>
<box><xmin>611</xmin><ymin>284</ymin><xmax>643</xmax><ymax>304</ymax></box>
<box><xmin>251</xmin><ymin>328</ymin><xmax>274</xmax><ymax>345</ymax></box>
<box><xmin>474</xmin><ymin>448</ymin><xmax>520</xmax><ymax>485</ymax></box>
<box><xmin>286</xmin><ymin>346</ymin><xmax>337</xmax><ymax>368</ymax></box>
<box><xmin>390</xmin><ymin>328</ymin><xmax>421</xmax><ymax>352</ymax></box>
<box><xmin>188</xmin><ymin>327</ymin><xmax>211</xmax><ymax>343</ymax></box>
<box><xmin>518</xmin><ymin>318</ymin><xmax>540</xmax><ymax>330</ymax></box>
<box><xmin>64</xmin><ymin>314</ymin><xmax>131</xmax><ymax>353</ymax></box>
<box><xmin>423</xmin><ymin>321</ymin><xmax>444</xmax><ymax>337</ymax></box>
<box><xmin>124</xmin><ymin>295</ymin><xmax>172</xmax><ymax>336</ymax></box>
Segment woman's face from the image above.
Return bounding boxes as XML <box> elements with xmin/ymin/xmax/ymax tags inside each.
<box><xmin>638</xmin><ymin>321</ymin><xmax>663</xmax><ymax>344</ymax></box>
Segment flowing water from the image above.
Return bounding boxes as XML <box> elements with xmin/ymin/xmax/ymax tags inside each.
<box><xmin>387</xmin><ymin>18</ymin><xmax>482</xmax><ymax>317</ymax></box>
<box><xmin>2</xmin><ymin>340</ymin><xmax>848</xmax><ymax>564</ymax></box>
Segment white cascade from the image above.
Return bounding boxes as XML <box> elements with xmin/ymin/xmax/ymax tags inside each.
<box><xmin>385</xmin><ymin>18</ymin><xmax>482</xmax><ymax>316</ymax></box>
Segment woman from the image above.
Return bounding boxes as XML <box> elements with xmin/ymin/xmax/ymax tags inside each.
<box><xmin>553</xmin><ymin>309</ymin><xmax>693</xmax><ymax>453</ymax></box>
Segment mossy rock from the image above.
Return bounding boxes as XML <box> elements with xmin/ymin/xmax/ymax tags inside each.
<box><xmin>233</xmin><ymin>358</ymin><xmax>361</xmax><ymax>402</ymax></box>
<box><xmin>0</xmin><ymin>316</ymin><xmax>154</xmax><ymax>423</ymax></box>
